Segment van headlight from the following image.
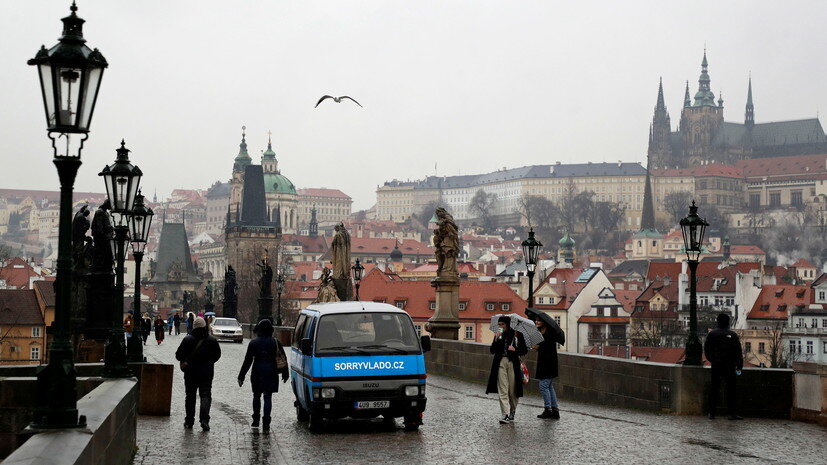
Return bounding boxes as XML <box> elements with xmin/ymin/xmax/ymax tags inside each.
<box><xmin>405</xmin><ymin>385</ymin><xmax>420</xmax><ymax>397</ymax></box>
<box><xmin>321</xmin><ymin>388</ymin><xmax>336</xmax><ymax>399</ymax></box>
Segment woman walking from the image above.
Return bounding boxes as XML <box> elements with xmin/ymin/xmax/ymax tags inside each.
<box><xmin>486</xmin><ymin>316</ymin><xmax>528</xmax><ymax>424</ymax></box>
<box><xmin>237</xmin><ymin>319</ymin><xmax>289</xmax><ymax>433</ymax></box>
<box><xmin>534</xmin><ymin>318</ymin><xmax>561</xmax><ymax>419</ymax></box>
<box><xmin>154</xmin><ymin>315</ymin><xmax>166</xmax><ymax>345</ymax></box>
<box><xmin>186</xmin><ymin>313</ymin><xmax>194</xmax><ymax>335</ymax></box>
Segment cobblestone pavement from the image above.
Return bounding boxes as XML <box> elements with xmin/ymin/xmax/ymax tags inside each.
<box><xmin>135</xmin><ymin>336</ymin><xmax>826</xmax><ymax>464</ymax></box>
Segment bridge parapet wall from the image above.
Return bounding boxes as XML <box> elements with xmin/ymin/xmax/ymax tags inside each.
<box><xmin>791</xmin><ymin>361</ymin><xmax>827</xmax><ymax>426</ymax></box>
<box><xmin>426</xmin><ymin>339</ymin><xmax>793</xmax><ymax>417</ymax></box>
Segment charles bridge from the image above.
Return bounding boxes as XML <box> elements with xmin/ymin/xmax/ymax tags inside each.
<box><xmin>0</xmin><ymin>331</ymin><xmax>825</xmax><ymax>464</ymax></box>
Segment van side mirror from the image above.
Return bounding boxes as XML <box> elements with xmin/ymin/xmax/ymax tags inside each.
<box><xmin>420</xmin><ymin>335</ymin><xmax>431</xmax><ymax>353</ymax></box>
<box><xmin>300</xmin><ymin>338</ymin><xmax>312</xmax><ymax>356</ymax></box>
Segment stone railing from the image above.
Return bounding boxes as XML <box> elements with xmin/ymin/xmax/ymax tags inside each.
<box><xmin>791</xmin><ymin>361</ymin><xmax>827</xmax><ymax>426</ymax></box>
<box><xmin>426</xmin><ymin>339</ymin><xmax>793</xmax><ymax>417</ymax></box>
<box><xmin>2</xmin><ymin>378</ymin><xmax>138</xmax><ymax>464</ymax></box>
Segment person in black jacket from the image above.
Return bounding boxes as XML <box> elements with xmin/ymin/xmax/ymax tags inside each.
<box><xmin>486</xmin><ymin>316</ymin><xmax>528</xmax><ymax>424</ymax></box>
<box><xmin>703</xmin><ymin>313</ymin><xmax>743</xmax><ymax>420</ymax></box>
<box><xmin>534</xmin><ymin>318</ymin><xmax>560</xmax><ymax>419</ymax></box>
<box><xmin>237</xmin><ymin>319</ymin><xmax>288</xmax><ymax>432</ymax></box>
<box><xmin>175</xmin><ymin>317</ymin><xmax>222</xmax><ymax>431</ymax></box>
<box><xmin>140</xmin><ymin>313</ymin><xmax>152</xmax><ymax>345</ymax></box>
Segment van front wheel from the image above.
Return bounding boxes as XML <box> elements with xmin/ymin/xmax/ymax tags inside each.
<box><xmin>403</xmin><ymin>414</ymin><xmax>421</xmax><ymax>431</ymax></box>
<box><xmin>308</xmin><ymin>411</ymin><xmax>324</xmax><ymax>432</ymax></box>
<box><xmin>296</xmin><ymin>403</ymin><xmax>309</xmax><ymax>422</ymax></box>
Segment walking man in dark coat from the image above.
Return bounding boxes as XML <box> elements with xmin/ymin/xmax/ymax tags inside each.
<box><xmin>534</xmin><ymin>318</ymin><xmax>561</xmax><ymax>419</ymax></box>
<box><xmin>238</xmin><ymin>320</ymin><xmax>289</xmax><ymax>432</ymax></box>
<box><xmin>703</xmin><ymin>313</ymin><xmax>743</xmax><ymax>420</ymax></box>
<box><xmin>175</xmin><ymin>317</ymin><xmax>221</xmax><ymax>431</ymax></box>
<box><xmin>486</xmin><ymin>316</ymin><xmax>528</xmax><ymax>424</ymax></box>
<box><xmin>173</xmin><ymin>312</ymin><xmax>181</xmax><ymax>335</ymax></box>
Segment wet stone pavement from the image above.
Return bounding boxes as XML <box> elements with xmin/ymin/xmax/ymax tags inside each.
<box><xmin>135</xmin><ymin>336</ymin><xmax>826</xmax><ymax>464</ymax></box>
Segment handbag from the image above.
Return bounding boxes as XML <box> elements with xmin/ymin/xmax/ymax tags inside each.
<box><xmin>179</xmin><ymin>339</ymin><xmax>204</xmax><ymax>372</ymax></box>
<box><xmin>275</xmin><ymin>340</ymin><xmax>288</xmax><ymax>371</ymax></box>
<box><xmin>520</xmin><ymin>360</ymin><xmax>530</xmax><ymax>384</ymax></box>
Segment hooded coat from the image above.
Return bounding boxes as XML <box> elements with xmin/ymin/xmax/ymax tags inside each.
<box><xmin>535</xmin><ymin>330</ymin><xmax>559</xmax><ymax>379</ymax></box>
<box><xmin>238</xmin><ymin>320</ymin><xmax>288</xmax><ymax>393</ymax></box>
<box><xmin>175</xmin><ymin>326</ymin><xmax>221</xmax><ymax>382</ymax></box>
<box><xmin>485</xmin><ymin>329</ymin><xmax>528</xmax><ymax>398</ymax></box>
<box><xmin>703</xmin><ymin>318</ymin><xmax>743</xmax><ymax>370</ymax></box>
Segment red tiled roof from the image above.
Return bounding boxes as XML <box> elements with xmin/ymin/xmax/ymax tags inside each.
<box><xmin>791</xmin><ymin>258</ymin><xmax>816</xmax><ymax>269</ymax></box>
<box><xmin>0</xmin><ymin>258</ymin><xmax>42</xmax><ymax>289</ymax></box>
<box><xmin>535</xmin><ymin>268</ymin><xmax>589</xmax><ymax>310</ymax></box>
<box><xmin>586</xmin><ymin>346</ymin><xmax>710</xmax><ymax>366</ymax></box>
<box><xmin>692</xmin><ymin>163</ymin><xmax>743</xmax><ymax>179</ymax></box>
<box><xmin>0</xmin><ymin>188</ymin><xmax>105</xmax><ymax>204</ymax></box>
<box><xmin>613</xmin><ymin>289</ymin><xmax>641</xmax><ymax>314</ymax></box>
<box><xmin>359</xmin><ymin>268</ymin><xmax>526</xmax><ymax>321</ymax></box>
<box><xmin>281</xmin><ymin>234</ymin><xmax>329</xmax><ymax>253</ymax></box>
<box><xmin>0</xmin><ymin>289</ymin><xmax>44</xmax><ymax>325</ymax></box>
<box><xmin>729</xmin><ymin>245</ymin><xmax>765</xmax><ymax>255</ymax></box>
<box><xmin>733</xmin><ymin>262</ymin><xmax>762</xmax><ymax>274</ymax></box>
<box><xmin>406</xmin><ymin>263</ymin><xmax>480</xmax><ymax>274</ymax></box>
<box><xmin>735</xmin><ymin>154</ymin><xmax>827</xmax><ymax>182</ymax></box>
<box><xmin>650</xmin><ymin>167</ymin><xmax>695</xmax><ymax>177</ymax></box>
<box><xmin>297</xmin><ymin>188</ymin><xmax>351</xmax><ymax>199</ymax></box>
<box><xmin>578</xmin><ymin>316</ymin><xmax>628</xmax><ymax>324</ymax></box>
<box><xmin>813</xmin><ymin>273</ymin><xmax>827</xmax><ymax>288</ymax></box>
<box><xmin>747</xmin><ymin>285</ymin><xmax>811</xmax><ymax>320</ymax></box>
<box><xmin>33</xmin><ymin>280</ymin><xmax>55</xmax><ymax>307</ymax></box>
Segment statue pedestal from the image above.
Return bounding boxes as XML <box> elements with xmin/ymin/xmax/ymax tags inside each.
<box><xmin>222</xmin><ymin>299</ymin><xmax>237</xmax><ymax>318</ymax></box>
<box><xmin>333</xmin><ymin>278</ymin><xmax>353</xmax><ymax>302</ymax></box>
<box><xmin>84</xmin><ymin>271</ymin><xmax>114</xmax><ymax>341</ymax></box>
<box><xmin>257</xmin><ymin>296</ymin><xmax>273</xmax><ymax>323</ymax></box>
<box><xmin>426</xmin><ymin>276</ymin><xmax>460</xmax><ymax>340</ymax></box>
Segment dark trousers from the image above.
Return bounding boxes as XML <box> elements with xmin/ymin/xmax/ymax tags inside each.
<box><xmin>709</xmin><ymin>367</ymin><xmax>737</xmax><ymax>415</ymax></box>
<box><xmin>184</xmin><ymin>376</ymin><xmax>213</xmax><ymax>425</ymax></box>
<box><xmin>175</xmin><ymin>323</ymin><xmax>180</xmax><ymax>335</ymax></box>
<box><xmin>168</xmin><ymin>324</ymin><xmax>173</xmax><ymax>335</ymax></box>
<box><xmin>252</xmin><ymin>391</ymin><xmax>273</xmax><ymax>425</ymax></box>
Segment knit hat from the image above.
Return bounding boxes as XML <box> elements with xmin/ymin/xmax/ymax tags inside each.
<box><xmin>194</xmin><ymin>317</ymin><xmax>207</xmax><ymax>329</ymax></box>
<box><xmin>498</xmin><ymin>316</ymin><xmax>512</xmax><ymax>327</ymax></box>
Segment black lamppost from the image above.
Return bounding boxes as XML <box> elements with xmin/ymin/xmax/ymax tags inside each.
<box><xmin>275</xmin><ymin>272</ymin><xmax>285</xmax><ymax>327</ymax></box>
<box><xmin>28</xmin><ymin>1</ymin><xmax>107</xmax><ymax>429</ymax></box>
<box><xmin>352</xmin><ymin>258</ymin><xmax>364</xmax><ymax>301</ymax></box>
<box><xmin>100</xmin><ymin>141</ymin><xmax>142</xmax><ymax>377</ymax></box>
<box><xmin>680</xmin><ymin>201</ymin><xmax>709</xmax><ymax>367</ymax></box>
<box><xmin>521</xmin><ymin>228</ymin><xmax>542</xmax><ymax>309</ymax></box>
<box><xmin>127</xmin><ymin>192</ymin><xmax>153</xmax><ymax>362</ymax></box>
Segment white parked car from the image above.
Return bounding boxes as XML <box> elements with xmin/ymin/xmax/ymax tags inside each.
<box><xmin>211</xmin><ymin>317</ymin><xmax>243</xmax><ymax>343</ymax></box>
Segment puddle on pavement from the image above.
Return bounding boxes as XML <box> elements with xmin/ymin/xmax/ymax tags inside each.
<box><xmin>683</xmin><ymin>438</ymin><xmax>764</xmax><ymax>461</ymax></box>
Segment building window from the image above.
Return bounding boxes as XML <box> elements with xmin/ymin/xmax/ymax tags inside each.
<box><xmin>555</xmin><ymin>316</ymin><xmax>561</xmax><ymax>326</ymax></box>
<box><xmin>813</xmin><ymin>319</ymin><xmax>819</xmax><ymax>329</ymax></box>
<box><xmin>429</xmin><ymin>301</ymin><xmax>436</xmax><ymax>310</ymax></box>
<box><xmin>744</xmin><ymin>342</ymin><xmax>751</xmax><ymax>353</ymax></box>
<box><xmin>769</xmin><ymin>192</ymin><xmax>781</xmax><ymax>207</ymax></box>
<box><xmin>458</xmin><ymin>302</ymin><xmax>467</xmax><ymax>311</ymax></box>
<box><xmin>806</xmin><ymin>341</ymin><xmax>814</xmax><ymax>354</ymax></box>
<box><xmin>395</xmin><ymin>300</ymin><xmax>406</xmax><ymax>309</ymax></box>
<box><xmin>823</xmin><ymin>341</ymin><xmax>827</xmax><ymax>354</ymax></box>
<box><xmin>486</xmin><ymin>303</ymin><xmax>495</xmax><ymax>311</ymax></box>
<box><xmin>30</xmin><ymin>346</ymin><xmax>40</xmax><ymax>361</ymax></box>
<box><xmin>791</xmin><ymin>190</ymin><xmax>803</xmax><ymax>206</ymax></box>
<box><xmin>464</xmin><ymin>325</ymin><xmax>474</xmax><ymax>340</ymax></box>
<box><xmin>414</xmin><ymin>325</ymin><xmax>422</xmax><ymax>336</ymax></box>
<box><xmin>749</xmin><ymin>193</ymin><xmax>760</xmax><ymax>208</ymax></box>
<box><xmin>758</xmin><ymin>342</ymin><xmax>765</xmax><ymax>354</ymax></box>
<box><xmin>502</xmin><ymin>303</ymin><xmax>510</xmax><ymax>311</ymax></box>
<box><xmin>537</xmin><ymin>297</ymin><xmax>544</xmax><ymax>304</ymax></box>
<box><xmin>31</xmin><ymin>327</ymin><xmax>41</xmax><ymax>338</ymax></box>
<box><xmin>819</xmin><ymin>291</ymin><xmax>826</xmax><ymax>302</ymax></box>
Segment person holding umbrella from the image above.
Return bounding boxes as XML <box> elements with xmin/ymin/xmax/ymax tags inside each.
<box><xmin>528</xmin><ymin>309</ymin><xmax>565</xmax><ymax>420</ymax></box>
<box><xmin>486</xmin><ymin>316</ymin><xmax>528</xmax><ymax>424</ymax></box>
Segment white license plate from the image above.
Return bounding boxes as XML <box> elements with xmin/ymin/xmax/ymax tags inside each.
<box><xmin>354</xmin><ymin>400</ymin><xmax>390</xmax><ymax>409</ymax></box>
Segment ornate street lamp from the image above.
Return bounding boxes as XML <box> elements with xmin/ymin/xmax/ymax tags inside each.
<box><xmin>680</xmin><ymin>201</ymin><xmax>709</xmax><ymax>366</ymax></box>
<box><xmin>275</xmin><ymin>273</ymin><xmax>285</xmax><ymax>327</ymax></box>
<box><xmin>28</xmin><ymin>1</ymin><xmax>108</xmax><ymax>430</ymax></box>
<box><xmin>352</xmin><ymin>258</ymin><xmax>365</xmax><ymax>301</ymax></box>
<box><xmin>521</xmin><ymin>228</ymin><xmax>542</xmax><ymax>308</ymax></box>
<box><xmin>100</xmin><ymin>141</ymin><xmax>142</xmax><ymax>377</ymax></box>
<box><xmin>126</xmin><ymin>192</ymin><xmax>153</xmax><ymax>362</ymax></box>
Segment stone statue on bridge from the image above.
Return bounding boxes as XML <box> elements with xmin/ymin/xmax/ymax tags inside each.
<box><xmin>222</xmin><ymin>266</ymin><xmax>238</xmax><ymax>318</ymax></box>
<box><xmin>91</xmin><ymin>200</ymin><xmax>114</xmax><ymax>272</ymax></box>
<box><xmin>330</xmin><ymin>222</ymin><xmax>353</xmax><ymax>301</ymax></box>
<box><xmin>257</xmin><ymin>250</ymin><xmax>273</xmax><ymax>298</ymax></box>
<box><xmin>314</xmin><ymin>267</ymin><xmax>340</xmax><ymax>304</ymax></box>
<box><xmin>432</xmin><ymin>207</ymin><xmax>459</xmax><ymax>279</ymax></box>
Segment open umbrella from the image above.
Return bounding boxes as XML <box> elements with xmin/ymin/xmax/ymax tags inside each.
<box><xmin>525</xmin><ymin>308</ymin><xmax>565</xmax><ymax>345</ymax></box>
<box><xmin>204</xmin><ymin>311</ymin><xmax>216</xmax><ymax>317</ymax></box>
<box><xmin>489</xmin><ymin>314</ymin><xmax>544</xmax><ymax>348</ymax></box>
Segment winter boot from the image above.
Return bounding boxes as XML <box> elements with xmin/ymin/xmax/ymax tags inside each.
<box><xmin>550</xmin><ymin>408</ymin><xmax>560</xmax><ymax>420</ymax></box>
<box><xmin>263</xmin><ymin>416</ymin><xmax>271</xmax><ymax>433</ymax></box>
<box><xmin>251</xmin><ymin>414</ymin><xmax>260</xmax><ymax>428</ymax></box>
<box><xmin>537</xmin><ymin>408</ymin><xmax>553</xmax><ymax>419</ymax></box>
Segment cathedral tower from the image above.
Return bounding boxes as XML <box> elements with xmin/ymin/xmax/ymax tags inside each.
<box><xmin>681</xmin><ymin>50</ymin><xmax>724</xmax><ymax>165</ymax></box>
<box><xmin>647</xmin><ymin>78</ymin><xmax>673</xmax><ymax>169</ymax></box>
<box><xmin>230</xmin><ymin>126</ymin><xmax>251</xmax><ymax>207</ymax></box>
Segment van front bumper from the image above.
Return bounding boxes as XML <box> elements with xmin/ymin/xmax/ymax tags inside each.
<box><xmin>310</xmin><ymin>396</ymin><xmax>427</xmax><ymax>419</ymax></box>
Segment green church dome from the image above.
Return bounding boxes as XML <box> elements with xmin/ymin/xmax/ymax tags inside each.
<box><xmin>264</xmin><ymin>173</ymin><xmax>296</xmax><ymax>195</ymax></box>
<box><xmin>559</xmin><ymin>232</ymin><xmax>575</xmax><ymax>248</ymax></box>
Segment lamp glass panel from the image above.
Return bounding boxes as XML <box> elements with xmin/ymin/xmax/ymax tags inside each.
<box><xmin>77</xmin><ymin>67</ymin><xmax>102</xmax><ymax>130</ymax></box>
<box><xmin>126</xmin><ymin>176</ymin><xmax>141</xmax><ymax>212</ymax></box>
<box><xmin>56</xmin><ymin>67</ymin><xmax>82</xmax><ymax>127</ymax></box>
<box><xmin>38</xmin><ymin>64</ymin><xmax>56</xmax><ymax>127</ymax></box>
<box><xmin>130</xmin><ymin>215</ymin><xmax>145</xmax><ymax>242</ymax></box>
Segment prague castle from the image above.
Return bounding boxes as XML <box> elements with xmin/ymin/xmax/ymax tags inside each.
<box><xmin>647</xmin><ymin>51</ymin><xmax>827</xmax><ymax>169</ymax></box>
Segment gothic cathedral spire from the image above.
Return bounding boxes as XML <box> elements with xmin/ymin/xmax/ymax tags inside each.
<box><xmin>683</xmin><ymin>80</ymin><xmax>691</xmax><ymax>108</ymax></box>
<box><xmin>745</xmin><ymin>75</ymin><xmax>755</xmax><ymax>128</ymax></box>
<box><xmin>648</xmin><ymin>78</ymin><xmax>672</xmax><ymax>169</ymax></box>
<box><xmin>693</xmin><ymin>49</ymin><xmax>716</xmax><ymax>107</ymax></box>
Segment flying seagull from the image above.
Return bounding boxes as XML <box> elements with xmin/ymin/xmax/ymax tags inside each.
<box><xmin>315</xmin><ymin>95</ymin><xmax>363</xmax><ymax>108</ymax></box>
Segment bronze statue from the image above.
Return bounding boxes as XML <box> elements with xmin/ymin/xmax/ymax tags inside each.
<box><xmin>91</xmin><ymin>200</ymin><xmax>114</xmax><ymax>271</ymax></box>
<box><xmin>433</xmin><ymin>207</ymin><xmax>459</xmax><ymax>278</ymax></box>
<box><xmin>256</xmin><ymin>249</ymin><xmax>273</xmax><ymax>297</ymax></box>
<box><xmin>205</xmin><ymin>280</ymin><xmax>213</xmax><ymax>304</ymax></box>
<box><xmin>313</xmin><ymin>267</ymin><xmax>340</xmax><ymax>303</ymax></box>
<box><xmin>71</xmin><ymin>205</ymin><xmax>92</xmax><ymax>334</ymax></box>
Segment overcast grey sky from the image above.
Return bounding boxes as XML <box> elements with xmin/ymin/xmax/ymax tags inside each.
<box><xmin>2</xmin><ymin>1</ymin><xmax>826</xmax><ymax>210</ymax></box>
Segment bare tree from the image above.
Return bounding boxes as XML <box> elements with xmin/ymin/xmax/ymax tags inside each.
<box><xmin>762</xmin><ymin>323</ymin><xmax>788</xmax><ymax>368</ymax></box>
<box><xmin>558</xmin><ymin>179</ymin><xmax>578</xmax><ymax>234</ymax></box>
<box><xmin>663</xmin><ymin>191</ymin><xmax>693</xmax><ymax>226</ymax></box>
<box><xmin>469</xmin><ymin>189</ymin><xmax>497</xmax><ymax>232</ymax></box>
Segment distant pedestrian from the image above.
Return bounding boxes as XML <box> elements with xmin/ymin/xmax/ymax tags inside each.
<box><xmin>486</xmin><ymin>316</ymin><xmax>527</xmax><ymax>424</ymax></box>
<box><xmin>704</xmin><ymin>313</ymin><xmax>743</xmax><ymax>420</ymax></box>
<box><xmin>168</xmin><ymin>315</ymin><xmax>174</xmax><ymax>335</ymax></box>
<box><xmin>186</xmin><ymin>313</ymin><xmax>194</xmax><ymax>335</ymax></box>
<box><xmin>175</xmin><ymin>317</ymin><xmax>221</xmax><ymax>431</ymax></box>
<box><xmin>141</xmin><ymin>313</ymin><xmax>152</xmax><ymax>345</ymax></box>
<box><xmin>154</xmin><ymin>315</ymin><xmax>166</xmax><ymax>345</ymax></box>
<box><xmin>533</xmin><ymin>318</ymin><xmax>560</xmax><ymax>420</ymax></box>
<box><xmin>123</xmin><ymin>311</ymin><xmax>134</xmax><ymax>343</ymax></box>
<box><xmin>238</xmin><ymin>319</ymin><xmax>289</xmax><ymax>433</ymax></box>
<box><xmin>174</xmin><ymin>313</ymin><xmax>181</xmax><ymax>335</ymax></box>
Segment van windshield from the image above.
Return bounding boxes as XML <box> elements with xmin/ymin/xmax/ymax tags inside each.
<box><xmin>315</xmin><ymin>312</ymin><xmax>420</xmax><ymax>355</ymax></box>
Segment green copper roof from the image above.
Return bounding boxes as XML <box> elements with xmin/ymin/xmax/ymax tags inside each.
<box><xmin>559</xmin><ymin>231</ymin><xmax>575</xmax><ymax>247</ymax></box>
<box><xmin>634</xmin><ymin>228</ymin><xmax>663</xmax><ymax>238</ymax></box>
<box><xmin>263</xmin><ymin>172</ymin><xmax>296</xmax><ymax>195</ymax></box>
<box><xmin>233</xmin><ymin>127</ymin><xmax>252</xmax><ymax>171</ymax></box>
<box><xmin>693</xmin><ymin>50</ymin><xmax>717</xmax><ymax>107</ymax></box>
<box><xmin>262</xmin><ymin>134</ymin><xmax>276</xmax><ymax>159</ymax></box>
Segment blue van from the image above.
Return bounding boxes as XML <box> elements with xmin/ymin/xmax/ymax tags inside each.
<box><xmin>290</xmin><ymin>302</ymin><xmax>431</xmax><ymax>431</ymax></box>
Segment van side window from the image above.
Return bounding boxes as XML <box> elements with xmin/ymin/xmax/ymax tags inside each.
<box><xmin>292</xmin><ymin>314</ymin><xmax>307</xmax><ymax>348</ymax></box>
